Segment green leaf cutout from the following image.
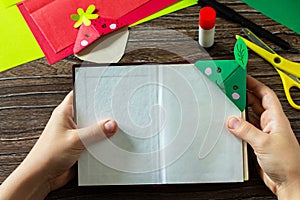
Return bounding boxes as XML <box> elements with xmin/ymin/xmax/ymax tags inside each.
<box><xmin>234</xmin><ymin>37</ymin><xmax>248</xmax><ymax>69</ymax></box>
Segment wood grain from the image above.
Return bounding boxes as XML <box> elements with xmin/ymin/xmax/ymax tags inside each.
<box><xmin>1</xmin><ymin>1</ymin><xmax>299</xmax><ymax>199</ymax></box>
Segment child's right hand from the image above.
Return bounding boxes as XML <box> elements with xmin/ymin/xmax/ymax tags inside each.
<box><xmin>226</xmin><ymin>76</ymin><xmax>300</xmax><ymax>200</ymax></box>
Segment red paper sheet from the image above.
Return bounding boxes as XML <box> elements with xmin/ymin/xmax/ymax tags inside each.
<box><xmin>23</xmin><ymin>0</ymin><xmax>151</xmax><ymax>53</ymax></box>
<box><xmin>120</xmin><ymin>0</ymin><xmax>178</xmax><ymax>25</ymax></box>
<box><xmin>18</xmin><ymin>3</ymin><xmax>73</xmax><ymax>64</ymax></box>
<box><xmin>19</xmin><ymin>0</ymin><xmax>178</xmax><ymax>64</ymax></box>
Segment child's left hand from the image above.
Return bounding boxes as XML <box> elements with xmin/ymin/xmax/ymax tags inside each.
<box><xmin>0</xmin><ymin>91</ymin><xmax>118</xmax><ymax>200</ymax></box>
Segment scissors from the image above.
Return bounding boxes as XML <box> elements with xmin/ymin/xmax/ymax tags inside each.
<box><xmin>236</xmin><ymin>28</ymin><xmax>300</xmax><ymax>110</ymax></box>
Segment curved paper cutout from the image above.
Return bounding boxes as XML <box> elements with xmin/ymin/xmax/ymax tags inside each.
<box><xmin>75</xmin><ymin>27</ymin><xmax>129</xmax><ymax>63</ymax></box>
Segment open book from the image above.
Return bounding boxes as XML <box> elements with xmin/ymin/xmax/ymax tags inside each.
<box><xmin>74</xmin><ymin>62</ymin><xmax>248</xmax><ymax>186</ymax></box>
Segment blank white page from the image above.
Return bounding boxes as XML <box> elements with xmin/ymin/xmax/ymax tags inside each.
<box><xmin>74</xmin><ymin>64</ymin><xmax>243</xmax><ymax>186</ymax></box>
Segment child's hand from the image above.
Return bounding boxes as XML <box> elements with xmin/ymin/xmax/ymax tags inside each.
<box><xmin>226</xmin><ymin>76</ymin><xmax>300</xmax><ymax>200</ymax></box>
<box><xmin>0</xmin><ymin>91</ymin><xmax>118</xmax><ymax>200</ymax></box>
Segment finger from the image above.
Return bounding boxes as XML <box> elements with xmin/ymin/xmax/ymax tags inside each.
<box><xmin>247</xmin><ymin>76</ymin><xmax>285</xmax><ymax>123</ymax></box>
<box><xmin>226</xmin><ymin>116</ymin><xmax>268</xmax><ymax>150</ymax></box>
<box><xmin>246</xmin><ymin>76</ymin><xmax>282</xmax><ymax>112</ymax></box>
<box><xmin>58</xmin><ymin>91</ymin><xmax>74</xmax><ymax>108</ymax></box>
<box><xmin>53</xmin><ymin>91</ymin><xmax>74</xmax><ymax>117</ymax></box>
<box><xmin>50</xmin><ymin>91</ymin><xmax>76</xmax><ymax>130</ymax></box>
<box><xmin>259</xmin><ymin>108</ymin><xmax>291</xmax><ymax>134</ymax></box>
<box><xmin>76</xmin><ymin>119</ymin><xmax>118</xmax><ymax>148</ymax></box>
<box><xmin>247</xmin><ymin>90</ymin><xmax>264</xmax><ymax>117</ymax></box>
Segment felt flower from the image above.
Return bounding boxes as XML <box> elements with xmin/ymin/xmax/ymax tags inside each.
<box><xmin>71</xmin><ymin>4</ymin><xmax>99</xmax><ymax>28</ymax></box>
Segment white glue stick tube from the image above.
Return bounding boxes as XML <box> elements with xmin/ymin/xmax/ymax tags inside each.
<box><xmin>198</xmin><ymin>7</ymin><xmax>216</xmax><ymax>48</ymax></box>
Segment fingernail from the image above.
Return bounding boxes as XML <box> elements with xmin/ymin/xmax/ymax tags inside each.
<box><xmin>228</xmin><ymin>117</ymin><xmax>240</xmax><ymax>130</ymax></box>
<box><xmin>104</xmin><ymin>120</ymin><xmax>117</xmax><ymax>135</ymax></box>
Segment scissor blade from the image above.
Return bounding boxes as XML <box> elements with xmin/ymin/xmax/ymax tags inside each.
<box><xmin>242</xmin><ymin>28</ymin><xmax>276</xmax><ymax>54</ymax></box>
<box><xmin>277</xmin><ymin>68</ymin><xmax>300</xmax><ymax>84</ymax></box>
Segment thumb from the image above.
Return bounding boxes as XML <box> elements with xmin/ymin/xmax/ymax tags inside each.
<box><xmin>226</xmin><ymin>116</ymin><xmax>268</xmax><ymax>149</ymax></box>
<box><xmin>77</xmin><ymin>119</ymin><xmax>118</xmax><ymax>147</ymax></box>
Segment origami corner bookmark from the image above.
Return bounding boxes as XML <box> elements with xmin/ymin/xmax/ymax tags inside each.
<box><xmin>194</xmin><ymin>38</ymin><xmax>248</xmax><ymax>111</ymax></box>
<box><xmin>73</xmin><ymin>16</ymin><xmax>127</xmax><ymax>54</ymax></box>
<box><xmin>18</xmin><ymin>0</ymin><xmax>178</xmax><ymax>64</ymax></box>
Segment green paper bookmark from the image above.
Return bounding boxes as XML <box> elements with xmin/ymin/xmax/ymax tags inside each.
<box><xmin>194</xmin><ymin>39</ymin><xmax>248</xmax><ymax>111</ymax></box>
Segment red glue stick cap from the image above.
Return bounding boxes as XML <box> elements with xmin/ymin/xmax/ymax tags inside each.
<box><xmin>199</xmin><ymin>7</ymin><xmax>216</xmax><ymax>30</ymax></box>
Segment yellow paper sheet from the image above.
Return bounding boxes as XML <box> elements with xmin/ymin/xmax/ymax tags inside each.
<box><xmin>0</xmin><ymin>6</ymin><xmax>43</xmax><ymax>72</ymax></box>
<box><xmin>0</xmin><ymin>0</ymin><xmax>20</xmax><ymax>8</ymax></box>
<box><xmin>131</xmin><ymin>0</ymin><xmax>198</xmax><ymax>26</ymax></box>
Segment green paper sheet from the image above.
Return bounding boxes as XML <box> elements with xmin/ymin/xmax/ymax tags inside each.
<box><xmin>0</xmin><ymin>6</ymin><xmax>43</xmax><ymax>72</ymax></box>
<box><xmin>243</xmin><ymin>0</ymin><xmax>300</xmax><ymax>34</ymax></box>
<box><xmin>131</xmin><ymin>0</ymin><xmax>198</xmax><ymax>26</ymax></box>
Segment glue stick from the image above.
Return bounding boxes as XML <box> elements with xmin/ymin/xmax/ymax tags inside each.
<box><xmin>198</xmin><ymin>6</ymin><xmax>216</xmax><ymax>48</ymax></box>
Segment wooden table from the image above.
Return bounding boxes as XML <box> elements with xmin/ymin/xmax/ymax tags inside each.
<box><xmin>1</xmin><ymin>1</ymin><xmax>299</xmax><ymax>199</ymax></box>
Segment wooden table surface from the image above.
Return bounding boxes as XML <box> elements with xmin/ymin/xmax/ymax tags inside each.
<box><xmin>1</xmin><ymin>0</ymin><xmax>299</xmax><ymax>199</ymax></box>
